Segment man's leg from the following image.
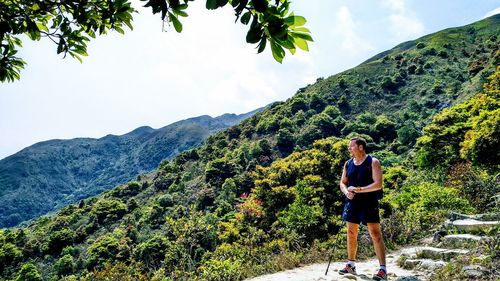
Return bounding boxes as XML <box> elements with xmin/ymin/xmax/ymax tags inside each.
<box><xmin>367</xmin><ymin>223</ymin><xmax>386</xmax><ymax>266</ymax></box>
<box><xmin>347</xmin><ymin>222</ymin><xmax>359</xmax><ymax>261</ymax></box>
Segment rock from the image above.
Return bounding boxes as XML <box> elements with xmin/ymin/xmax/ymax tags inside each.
<box><xmin>418</xmin><ymin>259</ymin><xmax>447</xmax><ymax>270</ymax></box>
<box><xmin>421</xmin><ymin>236</ymin><xmax>434</xmax><ymax>246</ymax></box>
<box><xmin>403</xmin><ymin>259</ymin><xmax>421</xmax><ymax>269</ymax></box>
<box><xmin>448</xmin><ymin>212</ymin><xmax>471</xmax><ymax>221</ymax></box>
<box><xmin>394</xmin><ymin>276</ymin><xmax>422</xmax><ymax>281</ymax></box>
<box><xmin>462</xmin><ymin>265</ymin><xmax>486</xmax><ymax>279</ymax></box>
<box><xmin>403</xmin><ymin>258</ymin><xmax>446</xmax><ymax>271</ymax></box>
<box><xmin>448</xmin><ymin>212</ymin><xmax>500</xmax><ymax>221</ymax></box>
<box><xmin>401</xmin><ymin>246</ymin><xmax>468</xmax><ymax>261</ymax></box>
<box><xmin>450</xmin><ymin>219</ymin><xmax>500</xmax><ymax>232</ymax></box>
<box><xmin>440</xmin><ymin>234</ymin><xmax>486</xmax><ymax>248</ymax></box>
<box><xmin>432</xmin><ymin>230</ymin><xmax>447</xmax><ymax>243</ymax></box>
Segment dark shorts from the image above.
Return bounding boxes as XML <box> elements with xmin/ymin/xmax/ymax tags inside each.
<box><xmin>342</xmin><ymin>199</ymin><xmax>380</xmax><ymax>225</ymax></box>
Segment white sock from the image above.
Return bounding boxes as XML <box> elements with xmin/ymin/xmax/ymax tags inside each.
<box><xmin>380</xmin><ymin>265</ymin><xmax>386</xmax><ymax>272</ymax></box>
<box><xmin>347</xmin><ymin>260</ymin><xmax>355</xmax><ymax>267</ymax></box>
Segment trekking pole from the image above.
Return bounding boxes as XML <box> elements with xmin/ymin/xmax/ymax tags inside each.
<box><xmin>325</xmin><ymin>203</ymin><xmax>348</xmax><ymax>276</ymax></box>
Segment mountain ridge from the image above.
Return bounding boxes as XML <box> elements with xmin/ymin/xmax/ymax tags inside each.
<box><xmin>0</xmin><ymin>108</ymin><xmax>262</xmax><ymax>227</ymax></box>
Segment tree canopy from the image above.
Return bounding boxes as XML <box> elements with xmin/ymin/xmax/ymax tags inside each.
<box><xmin>0</xmin><ymin>0</ymin><xmax>312</xmax><ymax>82</ymax></box>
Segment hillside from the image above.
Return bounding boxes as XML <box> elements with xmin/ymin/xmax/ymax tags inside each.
<box><xmin>0</xmin><ymin>15</ymin><xmax>498</xmax><ymax>281</ymax></box>
<box><xmin>0</xmin><ymin>109</ymin><xmax>261</xmax><ymax>228</ymax></box>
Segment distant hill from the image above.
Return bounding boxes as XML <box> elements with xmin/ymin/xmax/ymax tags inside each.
<box><xmin>0</xmin><ymin>109</ymin><xmax>262</xmax><ymax>227</ymax></box>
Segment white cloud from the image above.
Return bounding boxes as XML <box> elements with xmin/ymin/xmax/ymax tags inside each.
<box><xmin>389</xmin><ymin>14</ymin><xmax>425</xmax><ymax>40</ymax></box>
<box><xmin>379</xmin><ymin>0</ymin><xmax>425</xmax><ymax>42</ymax></box>
<box><xmin>381</xmin><ymin>0</ymin><xmax>406</xmax><ymax>13</ymax></box>
<box><xmin>331</xmin><ymin>6</ymin><xmax>374</xmax><ymax>56</ymax></box>
<box><xmin>483</xmin><ymin>7</ymin><xmax>500</xmax><ymax>18</ymax></box>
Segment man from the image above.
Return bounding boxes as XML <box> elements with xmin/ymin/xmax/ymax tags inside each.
<box><xmin>338</xmin><ymin>137</ymin><xmax>387</xmax><ymax>281</ymax></box>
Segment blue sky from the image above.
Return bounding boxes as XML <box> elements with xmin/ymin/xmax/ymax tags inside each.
<box><xmin>0</xmin><ymin>0</ymin><xmax>499</xmax><ymax>159</ymax></box>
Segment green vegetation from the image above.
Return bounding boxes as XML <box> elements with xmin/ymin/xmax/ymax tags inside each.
<box><xmin>0</xmin><ymin>15</ymin><xmax>498</xmax><ymax>281</ymax></box>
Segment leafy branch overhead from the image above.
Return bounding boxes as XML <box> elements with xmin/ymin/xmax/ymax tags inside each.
<box><xmin>0</xmin><ymin>0</ymin><xmax>312</xmax><ymax>83</ymax></box>
<box><xmin>0</xmin><ymin>0</ymin><xmax>135</xmax><ymax>82</ymax></box>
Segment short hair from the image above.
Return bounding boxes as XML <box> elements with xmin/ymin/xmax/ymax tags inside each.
<box><xmin>350</xmin><ymin>137</ymin><xmax>367</xmax><ymax>150</ymax></box>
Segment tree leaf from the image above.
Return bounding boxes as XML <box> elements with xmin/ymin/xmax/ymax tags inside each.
<box><xmin>277</xmin><ymin>37</ymin><xmax>294</xmax><ymax>50</ymax></box>
<box><xmin>114</xmin><ymin>26</ymin><xmax>125</xmax><ymax>34</ymax></box>
<box><xmin>270</xmin><ymin>40</ymin><xmax>284</xmax><ymax>63</ymax></box>
<box><xmin>251</xmin><ymin>0</ymin><xmax>268</xmax><ymax>13</ymax></box>
<box><xmin>174</xmin><ymin>10</ymin><xmax>188</xmax><ymax>17</ymax></box>
<box><xmin>230</xmin><ymin>0</ymin><xmax>240</xmax><ymax>8</ymax></box>
<box><xmin>246</xmin><ymin>20</ymin><xmax>263</xmax><ymax>43</ymax></box>
<box><xmin>169</xmin><ymin>13</ymin><xmax>183</xmax><ymax>32</ymax></box>
<box><xmin>293</xmin><ymin>37</ymin><xmax>308</xmax><ymax>51</ymax></box>
<box><xmin>36</xmin><ymin>23</ymin><xmax>49</xmax><ymax>33</ymax></box>
<box><xmin>257</xmin><ymin>37</ymin><xmax>266</xmax><ymax>53</ymax></box>
<box><xmin>284</xmin><ymin>15</ymin><xmax>306</xmax><ymax>27</ymax></box>
<box><xmin>240</xmin><ymin>12</ymin><xmax>251</xmax><ymax>25</ymax></box>
<box><xmin>217</xmin><ymin>0</ymin><xmax>229</xmax><ymax>8</ymax></box>
<box><xmin>291</xmin><ymin>31</ymin><xmax>313</xmax><ymax>42</ymax></box>
<box><xmin>291</xmin><ymin>27</ymin><xmax>310</xmax><ymax>33</ymax></box>
<box><xmin>206</xmin><ymin>0</ymin><xmax>218</xmax><ymax>9</ymax></box>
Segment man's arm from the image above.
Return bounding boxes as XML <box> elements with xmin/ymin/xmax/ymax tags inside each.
<box><xmin>340</xmin><ymin>162</ymin><xmax>355</xmax><ymax>200</ymax></box>
<box><xmin>352</xmin><ymin>158</ymin><xmax>383</xmax><ymax>193</ymax></box>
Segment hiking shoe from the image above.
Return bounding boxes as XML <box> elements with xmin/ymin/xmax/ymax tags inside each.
<box><xmin>338</xmin><ymin>264</ymin><xmax>356</xmax><ymax>275</ymax></box>
<box><xmin>372</xmin><ymin>269</ymin><xmax>387</xmax><ymax>280</ymax></box>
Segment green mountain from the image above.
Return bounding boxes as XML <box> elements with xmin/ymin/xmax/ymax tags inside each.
<box><xmin>0</xmin><ymin>109</ymin><xmax>261</xmax><ymax>228</ymax></box>
<box><xmin>0</xmin><ymin>15</ymin><xmax>498</xmax><ymax>281</ymax></box>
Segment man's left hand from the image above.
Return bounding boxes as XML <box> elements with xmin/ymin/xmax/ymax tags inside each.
<box><xmin>347</xmin><ymin>186</ymin><xmax>358</xmax><ymax>193</ymax></box>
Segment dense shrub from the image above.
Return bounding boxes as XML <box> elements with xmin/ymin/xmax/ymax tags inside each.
<box><xmin>198</xmin><ymin>258</ymin><xmax>243</xmax><ymax>281</ymax></box>
<box><xmin>205</xmin><ymin>158</ymin><xmax>238</xmax><ymax>187</ymax></box>
<box><xmin>90</xmin><ymin>199</ymin><xmax>127</xmax><ymax>224</ymax></box>
<box><xmin>134</xmin><ymin>235</ymin><xmax>169</xmax><ymax>269</ymax></box>
<box><xmin>158</xmin><ymin>194</ymin><xmax>175</xmax><ymax>208</ymax></box>
<box><xmin>15</xmin><ymin>262</ymin><xmax>41</xmax><ymax>281</ymax></box>
<box><xmin>46</xmin><ymin>228</ymin><xmax>74</xmax><ymax>255</ymax></box>
<box><xmin>391</xmin><ymin>180</ymin><xmax>472</xmax><ymax>237</ymax></box>
<box><xmin>86</xmin><ymin>235</ymin><xmax>120</xmax><ymax>269</ymax></box>
<box><xmin>55</xmin><ymin>254</ymin><xmax>74</xmax><ymax>276</ymax></box>
<box><xmin>0</xmin><ymin>243</ymin><xmax>22</xmax><ymax>271</ymax></box>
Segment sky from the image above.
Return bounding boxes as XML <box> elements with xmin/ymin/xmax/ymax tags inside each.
<box><xmin>0</xmin><ymin>0</ymin><xmax>499</xmax><ymax>160</ymax></box>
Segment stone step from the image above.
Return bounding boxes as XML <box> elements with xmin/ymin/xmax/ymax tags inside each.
<box><xmin>400</xmin><ymin>246</ymin><xmax>469</xmax><ymax>261</ymax></box>
<box><xmin>448</xmin><ymin>212</ymin><xmax>500</xmax><ymax>221</ymax></box>
<box><xmin>403</xmin><ymin>258</ymin><xmax>447</xmax><ymax>271</ymax></box>
<box><xmin>438</xmin><ymin>234</ymin><xmax>489</xmax><ymax>248</ymax></box>
<box><xmin>462</xmin><ymin>265</ymin><xmax>487</xmax><ymax>279</ymax></box>
<box><xmin>445</xmin><ymin>218</ymin><xmax>500</xmax><ymax>232</ymax></box>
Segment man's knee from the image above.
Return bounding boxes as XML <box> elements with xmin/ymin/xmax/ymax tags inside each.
<box><xmin>347</xmin><ymin>228</ymin><xmax>358</xmax><ymax>238</ymax></box>
<box><xmin>368</xmin><ymin>224</ymin><xmax>383</xmax><ymax>242</ymax></box>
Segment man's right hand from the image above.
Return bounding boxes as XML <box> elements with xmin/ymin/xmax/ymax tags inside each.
<box><xmin>345</xmin><ymin>186</ymin><xmax>356</xmax><ymax>200</ymax></box>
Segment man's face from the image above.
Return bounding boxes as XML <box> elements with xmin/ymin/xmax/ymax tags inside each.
<box><xmin>348</xmin><ymin>140</ymin><xmax>363</xmax><ymax>155</ymax></box>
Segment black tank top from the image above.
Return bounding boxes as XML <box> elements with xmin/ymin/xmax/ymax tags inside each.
<box><xmin>346</xmin><ymin>155</ymin><xmax>381</xmax><ymax>201</ymax></box>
